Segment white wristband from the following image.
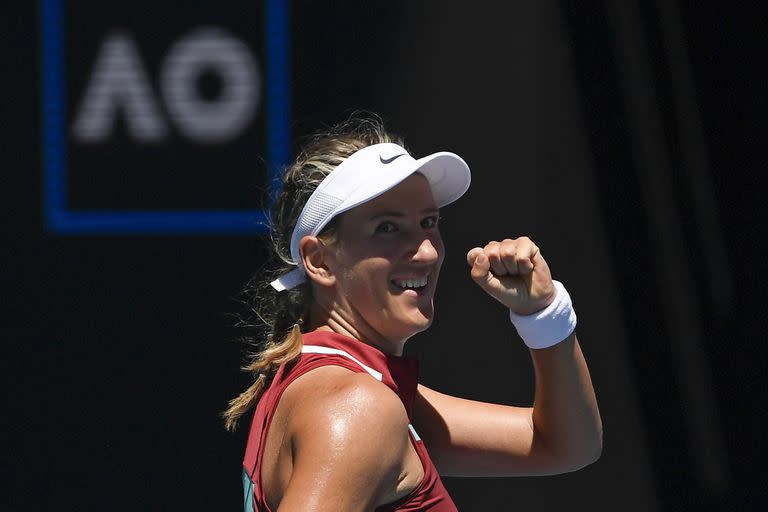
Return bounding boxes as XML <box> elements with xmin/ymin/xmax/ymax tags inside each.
<box><xmin>509</xmin><ymin>280</ymin><xmax>577</xmax><ymax>349</ymax></box>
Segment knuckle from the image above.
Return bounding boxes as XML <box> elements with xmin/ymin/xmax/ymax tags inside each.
<box><xmin>499</xmin><ymin>245</ymin><xmax>516</xmax><ymax>259</ymax></box>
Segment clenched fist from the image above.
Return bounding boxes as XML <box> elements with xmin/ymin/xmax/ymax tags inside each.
<box><xmin>467</xmin><ymin>237</ymin><xmax>557</xmax><ymax>316</ymax></box>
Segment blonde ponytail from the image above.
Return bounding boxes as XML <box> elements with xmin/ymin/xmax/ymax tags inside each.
<box><xmin>222</xmin><ymin>324</ymin><xmax>304</xmax><ymax>432</ymax></box>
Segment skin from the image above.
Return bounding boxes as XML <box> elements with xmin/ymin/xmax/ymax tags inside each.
<box><xmin>263</xmin><ymin>173</ymin><xmax>603</xmax><ymax>511</ymax></box>
<box><xmin>302</xmin><ymin>174</ymin><xmax>444</xmax><ymax>355</ymax></box>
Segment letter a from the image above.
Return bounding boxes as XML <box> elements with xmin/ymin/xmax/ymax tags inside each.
<box><xmin>72</xmin><ymin>31</ymin><xmax>167</xmax><ymax>142</ymax></box>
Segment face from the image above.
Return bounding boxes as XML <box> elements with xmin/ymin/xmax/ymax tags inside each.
<box><xmin>323</xmin><ymin>173</ymin><xmax>444</xmax><ymax>347</ymax></box>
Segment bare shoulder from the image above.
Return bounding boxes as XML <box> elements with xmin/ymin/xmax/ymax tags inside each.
<box><xmin>284</xmin><ymin>365</ymin><xmax>409</xmax><ymax>440</ymax></box>
<box><xmin>276</xmin><ymin>366</ymin><xmax>416</xmax><ymax>510</ymax></box>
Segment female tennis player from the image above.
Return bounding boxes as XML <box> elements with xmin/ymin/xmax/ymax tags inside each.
<box><xmin>224</xmin><ymin>117</ymin><xmax>602</xmax><ymax>511</ymax></box>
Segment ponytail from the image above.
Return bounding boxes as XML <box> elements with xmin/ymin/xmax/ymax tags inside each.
<box><xmin>222</xmin><ymin>324</ymin><xmax>303</xmax><ymax>431</ymax></box>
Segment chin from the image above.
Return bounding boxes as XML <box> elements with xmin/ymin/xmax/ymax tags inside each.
<box><xmin>384</xmin><ymin>314</ymin><xmax>431</xmax><ymax>343</ymax></box>
<box><xmin>408</xmin><ymin>312</ymin><xmax>435</xmax><ymax>335</ymax></box>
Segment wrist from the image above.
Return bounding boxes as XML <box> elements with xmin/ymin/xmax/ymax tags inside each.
<box><xmin>509</xmin><ymin>280</ymin><xmax>577</xmax><ymax>349</ymax></box>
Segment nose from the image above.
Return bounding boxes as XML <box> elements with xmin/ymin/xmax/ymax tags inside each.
<box><xmin>412</xmin><ymin>237</ymin><xmax>440</xmax><ymax>264</ymax></box>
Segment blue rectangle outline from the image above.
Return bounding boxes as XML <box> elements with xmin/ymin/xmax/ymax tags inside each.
<box><xmin>41</xmin><ymin>0</ymin><xmax>289</xmax><ymax>234</ymax></box>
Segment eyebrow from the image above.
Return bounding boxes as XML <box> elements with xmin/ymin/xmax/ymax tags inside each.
<box><xmin>369</xmin><ymin>208</ymin><xmax>439</xmax><ymax>220</ymax></box>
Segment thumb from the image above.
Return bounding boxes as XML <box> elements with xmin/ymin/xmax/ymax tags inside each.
<box><xmin>466</xmin><ymin>247</ymin><xmax>484</xmax><ymax>267</ymax></box>
<box><xmin>467</xmin><ymin>248</ymin><xmax>491</xmax><ymax>284</ymax></box>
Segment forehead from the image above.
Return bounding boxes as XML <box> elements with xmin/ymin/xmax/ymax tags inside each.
<box><xmin>348</xmin><ymin>173</ymin><xmax>437</xmax><ymax>218</ymax></box>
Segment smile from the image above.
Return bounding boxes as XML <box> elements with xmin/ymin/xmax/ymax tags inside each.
<box><xmin>392</xmin><ymin>275</ymin><xmax>429</xmax><ymax>290</ymax></box>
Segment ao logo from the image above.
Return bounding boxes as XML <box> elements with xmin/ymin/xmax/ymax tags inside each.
<box><xmin>72</xmin><ymin>27</ymin><xmax>260</xmax><ymax>144</ymax></box>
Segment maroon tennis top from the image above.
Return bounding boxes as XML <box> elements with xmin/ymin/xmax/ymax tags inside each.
<box><xmin>242</xmin><ymin>330</ymin><xmax>458</xmax><ymax>511</ymax></box>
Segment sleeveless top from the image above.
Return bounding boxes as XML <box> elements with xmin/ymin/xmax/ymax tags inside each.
<box><xmin>242</xmin><ymin>330</ymin><xmax>458</xmax><ymax>511</ymax></box>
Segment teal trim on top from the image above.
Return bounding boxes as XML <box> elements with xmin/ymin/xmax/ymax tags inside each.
<box><xmin>242</xmin><ymin>467</ymin><xmax>255</xmax><ymax>511</ymax></box>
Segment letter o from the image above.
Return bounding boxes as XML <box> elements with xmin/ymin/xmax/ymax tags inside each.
<box><xmin>161</xmin><ymin>27</ymin><xmax>260</xmax><ymax>143</ymax></box>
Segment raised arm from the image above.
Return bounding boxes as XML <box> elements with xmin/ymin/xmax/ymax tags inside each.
<box><xmin>413</xmin><ymin>237</ymin><xmax>602</xmax><ymax>477</ymax></box>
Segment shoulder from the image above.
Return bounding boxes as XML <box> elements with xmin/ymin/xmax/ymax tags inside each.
<box><xmin>285</xmin><ymin>365</ymin><xmax>410</xmax><ymax>442</ymax></box>
<box><xmin>276</xmin><ymin>366</ymin><xmax>414</xmax><ymax>509</ymax></box>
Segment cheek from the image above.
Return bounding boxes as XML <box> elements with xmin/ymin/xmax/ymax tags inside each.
<box><xmin>341</xmin><ymin>257</ymin><xmax>392</xmax><ymax>292</ymax></box>
<box><xmin>340</xmin><ymin>239</ymin><xmax>399</xmax><ymax>273</ymax></box>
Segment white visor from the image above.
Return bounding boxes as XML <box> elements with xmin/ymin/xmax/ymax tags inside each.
<box><xmin>270</xmin><ymin>142</ymin><xmax>471</xmax><ymax>291</ymax></box>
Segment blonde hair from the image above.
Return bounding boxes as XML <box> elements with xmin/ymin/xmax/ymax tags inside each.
<box><xmin>223</xmin><ymin>114</ymin><xmax>404</xmax><ymax>431</ymax></box>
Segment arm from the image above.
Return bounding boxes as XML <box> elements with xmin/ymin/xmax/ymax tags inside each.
<box><xmin>414</xmin><ymin>237</ymin><xmax>602</xmax><ymax>477</ymax></box>
<box><xmin>529</xmin><ymin>333</ymin><xmax>602</xmax><ymax>472</ymax></box>
<box><xmin>278</xmin><ymin>369</ymin><xmax>422</xmax><ymax>511</ymax></box>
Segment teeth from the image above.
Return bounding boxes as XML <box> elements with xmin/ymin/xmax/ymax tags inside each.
<box><xmin>394</xmin><ymin>276</ymin><xmax>428</xmax><ymax>289</ymax></box>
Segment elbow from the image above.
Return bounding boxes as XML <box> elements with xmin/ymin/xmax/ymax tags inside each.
<box><xmin>581</xmin><ymin>433</ymin><xmax>603</xmax><ymax>468</ymax></box>
<box><xmin>547</xmin><ymin>427</ymin><xmax>603</xmax><ymax>474</ymax></box>
<box><xmin>532</xmin><ymin>413</ymin><xmax>604</xmax><ymax>474</ymax></box>
<box><xmin>563</xmin><ymin>430</ymin><xmax>603</xmax><ymax>473</ymax></box>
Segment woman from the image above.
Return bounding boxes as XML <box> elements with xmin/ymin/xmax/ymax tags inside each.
<box><xmin>224</xmin><ymin>117</ymin><xmax>602</xmax><ymax>511</ymax></box>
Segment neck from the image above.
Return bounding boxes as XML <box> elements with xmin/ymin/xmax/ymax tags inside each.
<box><xmin>307</xmin><ymin>301</ymin><xmax>406</xmax><ymax>356</ymax></box>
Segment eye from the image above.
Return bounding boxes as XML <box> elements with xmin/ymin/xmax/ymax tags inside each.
<box><xmin>375</xmin><ymin>221</ymin><xmax>398</xmax><ymax>233</ymax></box>
<box><xmin>421</xmin><ymin>215</ymin><xmax>440</xmax><ymax>229</ymax></box>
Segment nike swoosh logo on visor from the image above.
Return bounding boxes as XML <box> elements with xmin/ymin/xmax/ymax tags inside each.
<box><xmin>379</xmin><ymin>154</ymin><xmax>406</xmax><ymax>164</ymax></box>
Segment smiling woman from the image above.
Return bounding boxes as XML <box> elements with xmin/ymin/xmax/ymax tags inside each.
<box><xmin>225</xmin><ymin>115</ymin><xmax>602</xmax><ymax>511</ymax></box>
<box><xmin>306</xmin><ymin>173</ymin><xmax>446</xmax><ymax>349</ymax></box>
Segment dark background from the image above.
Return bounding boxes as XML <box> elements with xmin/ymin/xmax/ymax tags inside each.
<box><xmin>4</xmin><ymin>1</ymin><xmax>767</xmax><ymax>510</ymax></box>
<box><xmin>64</xmin><ymin>1</ymin><xmax>270</xmax><ymax>210</ymax></box>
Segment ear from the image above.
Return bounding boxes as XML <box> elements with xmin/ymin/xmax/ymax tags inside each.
<box><xmin>299</xmin><ymin>235</ymin><xmax>336</xmax><ymax>288</ymax></box>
